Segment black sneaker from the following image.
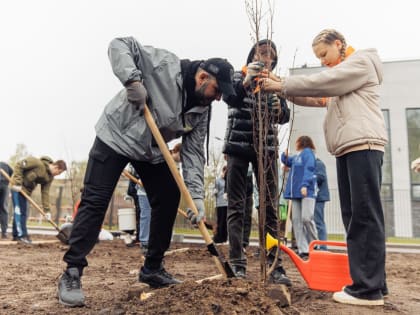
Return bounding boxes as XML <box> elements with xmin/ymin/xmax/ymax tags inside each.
<box><xmin>58</xmin><ymin>268</ymin><xmax>85</xmax><ymax>307</ymax></box>
<box><xmin>126</xmin><ymin>239</ymin><xmax>140</xmax><ymax>248</ymax></box>
<box><xmin>269</xmin><ymin>268</ymin><xmax>292</xmax><ymax>287</ymax></box>
<box><xmin>140</xmin><ymin>243</ymin><xmax>149</xmax><ymax>256</ymax></box>
<box><xmin>232</xmin><ymin>265</ymin><xmax>246</xmax><ymax>279</ymax></box>
<box><xmin>139</xmin><ymin>266</ymin><xmax>181</xmax><ymax>288</ymax></box>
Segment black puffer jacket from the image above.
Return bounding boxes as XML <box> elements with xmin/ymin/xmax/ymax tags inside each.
<box><xmin>223</xmin><ymin>70</ymin><xmax>290</xmax><ymax>160</ymax></box>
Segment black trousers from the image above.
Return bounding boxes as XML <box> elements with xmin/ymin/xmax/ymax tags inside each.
<box><xmin>214</xmin><ymin>206</ymin><xmax>227</xmax><ymax>243</ymax></box>
<box><xmin>64</xmin><ymin>138</ymin><xmax>180</xmax><ymax>273</ymax></box>
<box><xmin>336</xmin><ymin>150</ymin><xmax>386</xmax><ymax>299</ymax></box>
<box><xmin>226</xmin><ymin>155</ymin><xmax>280</xmax><ymax>269</ymax></box>
<box><xmin>242</xmin><ymin>178</ymin><xmax>253</xmax><ymax>248</ymax></box>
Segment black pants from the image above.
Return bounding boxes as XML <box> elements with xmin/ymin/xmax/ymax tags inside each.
<box><xmin>214</xmin><ymin>206</ymin><xmax>227</xmax><ymax>243</ymax></box>
<box><xmin>226</xmin><ymin>155</ymin><xmax>280</xmax><ymax>269</ymax></box>
<box><xmin>242</xmin><ymin>178</ymin><xmax>253</xmax><ymax>248</ymax></box>
<box><xmin>64</xmin><ymin>138</ymin><xmax>180</xmax><ymax>273</ymax></box>
<box><xmin>336</xmin><ymin>150</ymin><xmax>386</xmax><ymax>299</ymax></box>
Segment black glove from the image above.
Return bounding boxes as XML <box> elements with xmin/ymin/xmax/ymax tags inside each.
<box><xmin>126</xmin><ymin>81</ymin><xmax>147</xmax><ymax>114</ymax></box>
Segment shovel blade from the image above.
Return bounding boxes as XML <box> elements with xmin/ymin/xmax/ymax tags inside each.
<box><xmin>56</xmin><ymin>222</ymin><xmax>73</xmax><ymax>245</ymax></box>
<box><xmin>207</xmin><ymin>243</ymin><xmax>235</xmax><ymax>278</ymax></box>
<box><xmin>56</xmin><ymin>231</ymin><xmax>69</xmax><ymax>244</ymax></box>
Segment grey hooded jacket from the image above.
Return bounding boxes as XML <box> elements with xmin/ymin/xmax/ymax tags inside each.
<box><xmin>95</xmin><ymin>37</ymin><xmax>208</xmax><ymax>199</ymax></box>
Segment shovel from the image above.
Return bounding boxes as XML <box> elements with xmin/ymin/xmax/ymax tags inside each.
<box><xmin>143</xmin><ymin>104</ymin><xmax>235</xmax><ymax>278</ymax></box>
<box><xmin>266</xmin><ymin>233</ymin><xmax>352</xmax><ymax>292</ymax></box>
<box><xmin>122</xmin><ymin>170</ymin><xmax>215</xmax><ymax>231</ymax></box>
<box><xmin>0</xmin><ymin>168</ymin><xmax>70</xmax><ymax>244</ymax></box>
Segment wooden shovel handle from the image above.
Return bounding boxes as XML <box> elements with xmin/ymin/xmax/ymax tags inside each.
<box><xmin>0</xmin><ymin>168</ymin><xmax>60</xmax><ymax>230</ymax></box>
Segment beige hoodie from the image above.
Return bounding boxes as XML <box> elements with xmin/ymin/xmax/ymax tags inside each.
<box><xmin>284</xmin><ymin>49</ymin><xmax>388</xmax><ymax>156</ymax></box>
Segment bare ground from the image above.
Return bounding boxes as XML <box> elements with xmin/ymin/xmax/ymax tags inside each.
<box><xmin>0</xmin><ymin>235</ymin><xmax>419</xmax><ymax>315</ymax></box>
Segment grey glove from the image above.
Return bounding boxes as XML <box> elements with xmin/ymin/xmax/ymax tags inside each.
<box><xmin>126</xmin><ymin>81</ymin><xmax>147</xmax><ymax>114</ymax></box>
<box><xmin>267</xmin><ymin>94</ymin><xmax>280</xmax><ymax>110</ymax></box>
<box><xmin>186</xmin><ymin>199</ymin><xmax>205</xmax><ymax>225</ymax></box>
<box><xmin>243</xmin><ymin>61</ymin><xmax>264</xmax><ymax>87</ymax></box>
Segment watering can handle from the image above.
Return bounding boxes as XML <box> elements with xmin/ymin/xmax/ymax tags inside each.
<box><xmin>309</xmin><ymin>240</ymin><xmax>347</xmax><ymax>251</ymax></box>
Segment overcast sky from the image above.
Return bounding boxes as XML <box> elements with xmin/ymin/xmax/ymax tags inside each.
<box><xmin>1</xmin><ymin>0</ymin><xmax>419</xmax><ymax>163</ymax></box>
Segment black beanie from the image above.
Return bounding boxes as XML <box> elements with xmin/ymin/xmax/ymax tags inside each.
<box><xmin>246</xmin><ymin>39</ymin><xmax>278</xmax><ymax>69</ymax></box>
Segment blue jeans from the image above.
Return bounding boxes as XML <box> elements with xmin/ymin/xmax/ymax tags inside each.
<box><xmin>314</xmin><ymin>201</ymin><xmax>327</xmax><ymax>250</ymax></box>
<box><xmin>12</xmin><ymin>191</ymin><xmax>28</xmax><ymax>238</ymax></box>
<box><xmin>291</xmin><ymin>198</ymin><xmax>318</xmax><ymax>254</ymax></box>
<box><xmin>138</xmin><ymin>193</ymin><xmax>151</xmax><ymax>245</ymax></box>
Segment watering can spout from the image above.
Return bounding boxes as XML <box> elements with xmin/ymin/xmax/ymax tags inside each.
<box><xmin>266</xmin><ymin>233</ymin><xmax>309</xmax><ymax>277</ymax></box>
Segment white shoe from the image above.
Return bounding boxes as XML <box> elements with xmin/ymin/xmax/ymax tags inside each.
<box><xmin>333</xmin><ymin>290</ymin><xmax>384</xmax><ymax>306</ymax></box>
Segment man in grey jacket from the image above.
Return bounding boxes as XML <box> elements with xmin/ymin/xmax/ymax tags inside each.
<box><xmin>58</xmin><ymin>36</ymin><xmax>235</xmax><ymax>307</ymax></box>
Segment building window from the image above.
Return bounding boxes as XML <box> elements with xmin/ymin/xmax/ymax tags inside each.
<box><xmin>406</xmin><ymin>108</ymin><xmax>420</xmax><ymax>237</ymax></box>
<box><xmin>381</xmin><ymin>110</ymin><xmax>393</xmax><ymax>199</ymax></box>
<box><xmin>407</xmin><ymin>108</ymin><xmax>420</xmax><ymax>186</ymax></box>
<box><xmin>381</xmin><ymin>109</ymin><xmax>394</xmax><ymax>237</ymax></box>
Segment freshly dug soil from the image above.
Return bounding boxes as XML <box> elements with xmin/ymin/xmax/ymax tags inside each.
<box><xmin>0</xmin><ymin>235</ymin><xmax>418</xmax><ymax>314</ymax></box>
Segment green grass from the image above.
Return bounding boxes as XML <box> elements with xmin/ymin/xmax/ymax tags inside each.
<box><xmin>25</xmin><ymin>221</ymin><xmax>420</xmax><ymax>245</ymax></box>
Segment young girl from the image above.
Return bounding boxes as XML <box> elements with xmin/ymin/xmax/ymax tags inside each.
<box><xmin>261</xmin><ymin>29</ymin><xmax>388</xmax><ymax>306</ymax></box>
<box><xmin>281</xmin><ymin>136</ymin><xmax>318</xmax><ymax>259</ymax></box>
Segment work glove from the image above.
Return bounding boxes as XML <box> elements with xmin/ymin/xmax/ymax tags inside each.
<box><xmin>186</xmin><ymin>199</ymin><xmax>205</xmax><ymax>225</ymax></box>
<box><xmin>45</xmin><ymin>212</ymin><xmax>51</xmax><ymax>221</ymax></box>
<box><xmin>11</xmin><ymin>185</ymin><xmax>22</xmax><ymax>192</ymax></box>
<box><xmin>267</xmin><ymin>94</ymin><xmax>280</xmax><ymax>110</ymax></box>
<box><xmin>243</xmin><ymin>61</ymin><xmax>264</xmax><ymax>87</ymax></box>
<box><xmin>223</xmin><ymin>193</ymin><xmax>228</xmax><ymax>200</ymax></box>
<box><xmin>126</xmin><ymin>81</ymin><xmax>147</xmax><ymax>114</ymax></box>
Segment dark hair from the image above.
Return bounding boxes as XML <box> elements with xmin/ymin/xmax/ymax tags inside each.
<box><xmin>53</xmin><ymin>160</ymin><xmax>67</xmax><ymax>171</ymax></box>
<box><xmin>246</xmin><ymin>39</ymin><xmax>278</xmax><ymax>69</ymax></box>
<box><xmin>296</xmin><ymin>136</ymin><xmax>316</xmax><ymax>151</ymax></box>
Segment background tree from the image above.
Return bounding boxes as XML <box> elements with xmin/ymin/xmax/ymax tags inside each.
<box><xmin>8</xmin><ymin>143</ymin><xmax>30</xmax><ymax>168</ymax></box>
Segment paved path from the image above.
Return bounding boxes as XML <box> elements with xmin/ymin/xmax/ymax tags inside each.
<box><xmin>2</xmin><ymin>226</ymin><xmax>419</xmax><ymax>254</ymax></box>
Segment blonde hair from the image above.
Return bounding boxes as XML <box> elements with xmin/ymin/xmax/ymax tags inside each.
<box><xmin>312</xmin><ymin>29</ymin><xmax>347</xmax><ymax>61</ymax></box>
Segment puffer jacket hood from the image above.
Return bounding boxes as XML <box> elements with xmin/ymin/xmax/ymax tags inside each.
<box><xmin>246</xmin><ymin>39</ymin><xmax>278</xmax><ymax>69</ymax></box>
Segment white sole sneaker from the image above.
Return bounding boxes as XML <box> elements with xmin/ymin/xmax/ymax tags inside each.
<box><xmin>333</xmin><ymin>290</ymin><xmax>384</xmax><ymax>306</ymax></box>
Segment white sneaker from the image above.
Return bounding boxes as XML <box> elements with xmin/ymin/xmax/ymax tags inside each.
<box><xmin>333</xmin><ymin>290</ymin><xmax>384</xmax><ymax>306</ymax></box>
